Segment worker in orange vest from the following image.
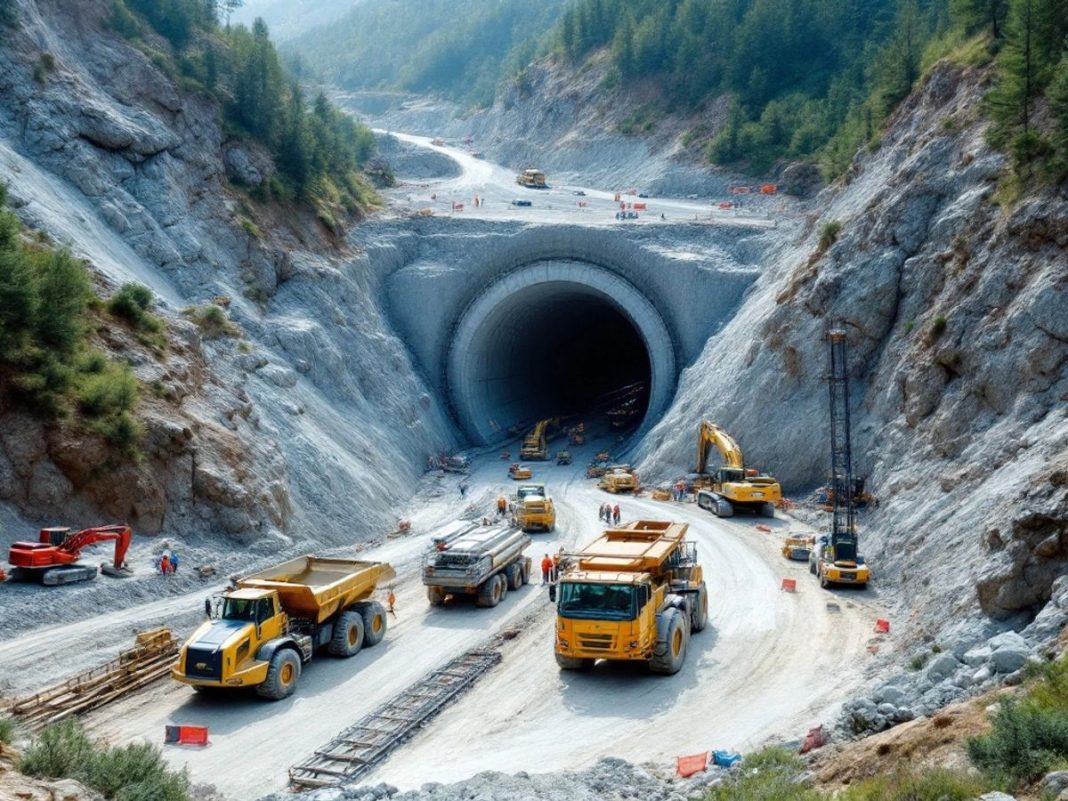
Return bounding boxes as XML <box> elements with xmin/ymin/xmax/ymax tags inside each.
<box><xmin>540</xmin><ymin>554</ymin><xmax>553</xmax><ymax>585</ymax></box>
<box><xmin>551</xmin><ymin>551</ymin><xmax>561</xmax><ymax>582</ymax></box>
<box><xmin>387</xmin><ymin>588</ymin><xmax>397</xmax><ymax>618</ymax></box>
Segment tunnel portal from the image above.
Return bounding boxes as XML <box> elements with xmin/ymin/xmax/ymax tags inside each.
<box><xmin>447</xmin><ymin>261</ymin><xmax>677</xmax><ymax>445</ymax></box>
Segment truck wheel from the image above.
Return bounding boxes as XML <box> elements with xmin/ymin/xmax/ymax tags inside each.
<box><xmin>809</xmin><ymin>559</ymin><xmax>817</xmax><ymax>575</ymax></box>
<box><xmin>427</xmin><ymin>586</ymin><xmax>446</xmax><ymax>606</ymax></box>
<box><xmin>691</xmin><ymin>583</ymin><xmax>709</xmax><ymax>633</ymax></box>
<box><xmin>556</xmin><ymin>653</ymin><xmax>594</xmax><ymax>671</ymax></box>
<box><xmin>506</xmin><ymin>563</ymin><xmax>523</xmax><ymax>591</ymax></box>
<box><xmin>257</xmin><ymin>648</ymin><xmax>301</xmax><ymax>700</ymax></box>
<box><xmin>498</xmin><ymin>573</ymin><xmax>509</xmax><ymax>601</ymax></box>
<box><xmin>650</xmin><ymin>609</ymin><xmax>689</xmax><ymax>675</ymax></box>
<box><xmin>327</xmin><ymin>610</ymin><xmax>364</xmax><ymax>657</ymax></box>
<box><xmin>521</xmin><ymin>559</ymin><xmax>531</xmax><ymax>585</ymax></box>
<box><xmin>476</xmin><ymin>574</ymin><xmax>504</xmax><ymax>608</ymax></box>
<box><xmin>358</xmin><ymin>601</ymin><xmax>387</xmax><ymax>647</ymax></box>
<box><xmin>820</xmin><ymin>570</ymin><xmax>830</xmax><ymax>590</ymax></box>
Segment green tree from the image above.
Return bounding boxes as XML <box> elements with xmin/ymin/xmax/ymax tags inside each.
<box><xmin>951</xmin><ymin>0</ymin><xmax>1008</xmax><ymax>38</ymax></box>
<box><xmin>1049</xmin><ymin>52</ymin><xmax>1068</xmax><ymax>171</ymax></box>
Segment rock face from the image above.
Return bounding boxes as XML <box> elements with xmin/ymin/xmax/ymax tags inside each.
<box><xmin>638</xmin><ymin>62</ymin><xmax>1068</xmax><ymax>655</ymax></box>
<box><xmin>0</xmin><ymin>0</ymin><xmax>455</xmax><ymax>632</ymax></box>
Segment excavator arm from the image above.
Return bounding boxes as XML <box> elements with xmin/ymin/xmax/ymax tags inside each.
<box><xmin>696</xmin><ymin>421</ymin><xmax>745</xmax><ymax>475</ymax></box>
<box><xmin>59</xmin><ymin>525</ymin><xmax>133</xmax><ymax>569</ymax></box>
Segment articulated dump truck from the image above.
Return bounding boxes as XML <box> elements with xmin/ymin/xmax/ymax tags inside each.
<box><xmin>172</xmin><ymin>556</ymin><xmax>394</xmax><ymax>700</ymax></box>
<box><xmin>554</xmin><ymin>521</ymin><xmax>708</xmax><ymax>675</ymax></box>
<box><xmin>423</xmin><ymin>521</ymin><xmax>531</xmax><ymax>608</ymax></box>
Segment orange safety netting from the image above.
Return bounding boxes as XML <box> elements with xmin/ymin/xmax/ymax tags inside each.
<box><xmin>676</xmin><ymin>751</ymin><xmax>709</xmax><ymax>778</ymax></box>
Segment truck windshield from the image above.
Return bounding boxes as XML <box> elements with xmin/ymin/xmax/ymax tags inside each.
<box><xmin>558</xmin><ymin>582</ymin><xmax>636</xmax><ymax>621</ymax></box>
<box><xmin>221</xmin><ymin>598</ymin><xmax>272</xmax><ymax>622</ymax></box>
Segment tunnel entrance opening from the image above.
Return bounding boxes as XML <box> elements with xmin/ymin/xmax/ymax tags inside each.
<box><xmin>475</xmin><ymin>284</ymin><xmax>651</xmax><ymax>435</ymax></box>
<box><xmin>448</xmin><ymin>264</ymin><xmax>676</xmax><ymax>445</ymax></box>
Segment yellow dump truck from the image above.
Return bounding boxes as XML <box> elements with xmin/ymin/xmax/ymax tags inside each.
<box><xmin>516</xmin><ymin>168</ymin><xmax>547</xmax><ymax>188</ymax></box>
<box><xmin>599</xmin><ymin>465</ymin><xmax>639</xmax><ymax>494</ymax></box>
<box><xmin>553</xmin><ymin>520</ymin><xmax>707</xmax><ymax>675</ymax></box>
<box><xmin>515</xmin><ymin>483</ymin><xmax>556</xmax><ymax>533</ymax></box>
<box><xmin>172</xmin><ymin>556</ymin><xmax>394</xmax><ymax>700</ymax></box>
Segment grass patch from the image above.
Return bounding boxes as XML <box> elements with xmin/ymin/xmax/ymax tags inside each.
<box><xmin>909</xmin><ymin>652</ymin><xmax>930</xmax><ymax>671</ymax></box>
<box><xmin>617</xmin><ymin>105</ymin><xmax>659</xmax><ymax>136</ymax></box>
<box><xmin>183</xmin><ymin>304</ymin><xmax>239</xmax><ymax>339</ymax></box>
<box><xmin>107</xmin><ymin>283</ymin><xmax>165</xmax><ymax>350</ymax></box>
<box><xmin>705</xmin><ymin>748</ymin><xmax>818</xmax><ymax>801</ymax></box>
<box><xmin>968</xmin><ymin>657</ymin><xmax>1068</xmax><ymax>787</ymax></box>
<box><xmin>840</xmin><ymin>768</ymin><xmax>985</xmax><ymax>801</ymax></box>
<box><xmin>931</xmin><ymin>315</ymin><xmax>947</xmax><ymax>338</ymax></box>
<box><xmin>19</xmin><ymin>719</ymin><xmax>189</xmax><ymax>801</ymax></box>
<box><xmin>818</xmin><ymin>220</ymin><xmax>842</xmax><ymax>252</ymax></box>
<box><xmin>0</xmin><ymin>716</ymin><xmax>15</xmax><ymax>745</ymax></box>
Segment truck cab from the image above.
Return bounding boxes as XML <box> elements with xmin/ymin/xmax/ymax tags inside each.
<box><xmin>554</xmin><ymin>521</ymin><xmax>708</xmax><ymax>675</ymax></box>
<box><xmin>809</xmin><ymin>534</ymin><xmax>870</xmax><ymax>588</ymax></box>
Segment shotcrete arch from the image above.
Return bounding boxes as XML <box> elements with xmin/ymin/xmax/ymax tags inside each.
<box><xmin>446</xmin><ymin>260</ymin><xmax>677</xmax><ymax>444</ymax></box>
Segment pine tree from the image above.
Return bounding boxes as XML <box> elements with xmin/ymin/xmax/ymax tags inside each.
<box><xmin>1049</xmin><ymin>52</ymin><xmax>1068</xmax><ymax>170</ymax></box>
<box><xmin>989</xmin><ymin>0</ymin><xmax>1041</xmax><ymax>135</ymax></box>
<box><xmin>951</xmin><ymin>0</ymin><xmax>1008</xmax><ymax>38</ymax></box>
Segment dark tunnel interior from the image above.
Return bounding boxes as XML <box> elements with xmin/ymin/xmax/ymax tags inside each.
<box><xmin>457</xmin><ymin>282</ymin><xmax>652</xmax><ymax>438</ymax></box>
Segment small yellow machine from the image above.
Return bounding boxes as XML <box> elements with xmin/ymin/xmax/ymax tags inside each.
<box><xmin>509</xmin><ymin>463</ymin><xmax>533</xmax><ymax>480</ymax></box>
<box><xmin>598</xmin><ymin>465</ymin><xmax>639</xmax><ymax>494</ymax></box>
<box><xmin>782</xmin><ymin>532</ymin><xmax>815</xmax><ymax>561</ymax></box>
<box><xmin>514</xmin><ymin>484</ymin><xmax>556</xmax><ymax>533</ymax></box>
<box><xmin>172</xmin><ymin>556</ymin><xmax>394</xmax><ymax>700</ymax></box>
<box><xmin>516</xmin><ymin>168</ymin><xmax>547</xmax><ymax>188</ymax></box>
<box><xmin>554</xmin><ymin>520</ymin><xmax>708</xmax><ymax>675</ymax></box>
<box><xmin>694</xmin><ymin>421</ymin><xmax>781</xmax><ymax>517</ymax></box>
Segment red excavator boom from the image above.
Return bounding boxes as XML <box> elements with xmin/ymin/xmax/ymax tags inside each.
<box><xmin>7</xmin><ymin>524</ymin><xmax>134</xmax><ymax>585</ymax></box>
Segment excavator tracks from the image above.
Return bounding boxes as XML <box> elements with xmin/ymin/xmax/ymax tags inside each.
<box><xmin>4</xmin><ymin>628</ymin><xmax>177</xmax><ymax>731</ymax></box>
<box><xmin>289</xmin><ymin>648</ymin><xmax>502</xmax><ymax>789</ymax></box>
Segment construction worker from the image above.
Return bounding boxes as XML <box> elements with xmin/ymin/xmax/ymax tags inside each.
<box><xmin>159</xmin><ymin>553</ymin><xmax>171</xmax><ymax>576</ymax></box>
<box><xmin>171</xmin><ymin>551</ymin><xmax>180</xmax><ymax>573</ymax></box>
<box><xmin>387</xmin><ymin>588</ymin><xmax>397</xmax><ymax>618</ymax></box>
<box><xmin>540</xmin><ymin>554</ymin><xmax>553</xmax><ymax>585</ymax></box>
<box><xmin>551</xmin><ymin>550</ymin><xmax>561</xmax><ymax>582</ymax></box>
<box><xmin>459</xmin><ymin>481</ymin><xmax>468</xmax><ymax>498</ymax></box>
<box><xmin>497</xmin><ymin>496</ymin><xmax>508</xmax><ymax>516</ymax></box>
<box><xmin>613</xmin><ymin>504</ymin><xmax>621</xmax><ymax>525</ymax></box>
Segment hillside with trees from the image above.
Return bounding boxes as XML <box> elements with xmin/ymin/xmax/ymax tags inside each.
<box><xmin>552</xmin><ymin>0</ymin><xmax>1068</xmax><ymax>179</ymax></box>
<box><xmin>284</xmin><ymin>0</ymin><xmax>567</xmax><ymax>107</ymax></box>
<box><xmin>112</xmin><ymin>0</ymin><xmax>378</xmax><ymax>222</ymax></box>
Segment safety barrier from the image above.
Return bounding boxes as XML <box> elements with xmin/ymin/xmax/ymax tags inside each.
<box><xmin>164</xmin><ymin>725</ymin><xmax>209</xmax><ymax>746</ymax></box>
<box><xmin>676</xmin><ymin>751</ymin><xmax>709</xmax><ymax>777</ymax></box>
<box><xmin>874</xmin><ymin>619</ymin><xmax>890</xmax><ymax>633</ymax></box>
<box><xmin>781</xmin><ymin>578</ymin><xmax>797</xmax><ymax>592</ymax></box>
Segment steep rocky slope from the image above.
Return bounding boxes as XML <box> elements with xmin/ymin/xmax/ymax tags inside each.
<box><xmin>0</xmin><ymin>0</ymin><xmax>454</xmax><ymax>603</ymax></box>
<box><xmin>638</xmin><ymin>62</ymin><xmax>1068</xmax><ymax>654</ymax></box>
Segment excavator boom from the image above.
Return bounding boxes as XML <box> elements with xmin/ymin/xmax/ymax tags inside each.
<box><xmin>696</xmin><ymin>421</ymin><xmax>744</xmax><ymax>475</ymax></box>
<box><xmin>8</xmin><ymin>524</ymin><xmax>134</xmax><ymax>585</ymax></box>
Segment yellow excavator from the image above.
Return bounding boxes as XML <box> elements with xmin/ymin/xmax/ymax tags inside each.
<box><xmin>694</xmin><ymin>421</ymin><xmax>781</xmax><ymax>518</ymax></box>
<box><xmin>520</xmin><ymin>418</ymin><xmax>558</xmax><ymax>461</ymax></box>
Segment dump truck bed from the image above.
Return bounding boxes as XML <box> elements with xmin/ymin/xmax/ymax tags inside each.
<box><xmin>239</xmin><ymin>556</ymin><xmax>395</xmax><ymax>624</ymax></box>
<box><xmin>576</xmin><ymin>521</ymin><xmax>688</xmax><ymax>574</ymax></box>
<box><xmin>423</xmin><ymin>523</ymin><xmax>530</xmax><ymax>588</ymax></box>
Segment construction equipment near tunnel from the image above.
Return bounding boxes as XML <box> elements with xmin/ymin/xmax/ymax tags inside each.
<box><xmin>599</xmin><ymin>464</ymin><xmax>640</xmax><ymax>494</ymax></box>
<box><xmin>6</xmin><ymin>524</ymin><xmax>134</xmax><ymax>585</ymax></box>
<box><xmin>520</xmin><ymin>417</ymin><xmax>559</xmax><ymax>460</ymax></box>
<box><xmin>514</xmin><ymin>483</ymin><xmax>556</xmax><ymax>533</ymax></box>
<box><xmin>172</xmin><ymin>556</ymin><xmax>394</xmax><ymax>700</ymax></box>
<box><xmin>422</xmin><ymin>521</ymin><xmax>531</xmax><ymax>608</ymax></box>
<box><xmin>694</xmin><ymin>422</ymin><xmax>781</xmax><ymax>517</ymax></box>
<box><xmin>553</xmin><ymin>520</ymin><xmax>708</xmax><ymax>675</ymax></box>
<box><xmin>516</xmin><ymin>168</ymin><xmax>547</xmax><ymax>188</ymax></box>
<box><xmin>509</xmin><ymin>463</ymin><xmax>533</xmax><ymax>480</ymax></box>
<box><xmin>809</xmin><ymin>328</ymin><xmax>870</xmax><ymax>589</ymax></box>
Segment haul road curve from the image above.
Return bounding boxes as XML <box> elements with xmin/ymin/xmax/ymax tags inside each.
<box><xmin>51</xmin><ymin>435</ymin><xmax>884</xmax><ymax>799</ymax></box>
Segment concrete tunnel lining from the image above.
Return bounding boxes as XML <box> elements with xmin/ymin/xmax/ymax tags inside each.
<box><xmin>447</xmin><ymin>261</ymin><xmax>677</xmax><ymax>445</ymax></box>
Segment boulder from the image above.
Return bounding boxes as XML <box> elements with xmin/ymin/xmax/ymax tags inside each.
<box><xmin>1042</xmin><ymin>772</ymin><xmax>1068</xmax><ymax>798</ymax></box>
<box><xmin>963</xmin><ymin>645</ymin><xmax>993</xmax><ymax>667</ymax></box>
<box><xmin>926</xmin><ymin>653</ymin><xmax>961</xmax><ymax>681</ymax></box>
<box><xmin>991</xmin><ymin>647</ymin><xmax>1029</xmax><ymax>674</ymax></box>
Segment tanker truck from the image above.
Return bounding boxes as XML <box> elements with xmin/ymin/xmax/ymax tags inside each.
<box><xmin>553</xmin><ymin>520</ymin><xmax>708</xmax><ymax>675</ymax></box>
<box><xmin>172</xmin><ymin>556</ymin><xmax>394</xmax><ymax>700</ymax></box>
<box><xmin>423</xmin><ymin>521</ymin><xmax>532</xmax><ymax>608</ymax></box>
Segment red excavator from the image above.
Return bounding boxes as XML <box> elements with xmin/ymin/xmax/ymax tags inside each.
<box><xmin>7</xmin><ymin>525</ymin><xmax>134</xmax><ymax>585</ymax></box>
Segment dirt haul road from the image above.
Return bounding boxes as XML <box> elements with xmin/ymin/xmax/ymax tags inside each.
<box><xmin>380</xmin><ymin>131</ymin><xmax>782</xmax><ymax>229</ymax></box>
<box><xmin>42</xmin><ymin>436</ymin><xmax>885</xmax><ymax>798</ymax></box>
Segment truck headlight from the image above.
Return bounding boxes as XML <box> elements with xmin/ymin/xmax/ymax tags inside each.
<box><xmin>558</xmin><ymin>639</ymin><xmax>569</xmax><ymax>648</ymax></box>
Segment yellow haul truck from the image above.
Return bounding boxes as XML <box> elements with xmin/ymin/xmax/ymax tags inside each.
<box><xmin>598</xmin><ymin>464</ymin><xmax>639</xmax><ymax>494</ymax></box>
<box><xmin>553</xmin><ymin>520</ymin><xmax>708</xmax><ymax>675</ymax></box>
<box><xmin>172</xmin><ymin>556</ymin><xmax>394</xmax><ymax>700</ymax></box>
<box><xmin>515</xmin><ymin>484</ymin><xmax>556</xmax><ymax>532</ymax></box>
